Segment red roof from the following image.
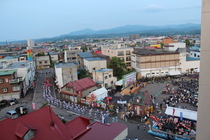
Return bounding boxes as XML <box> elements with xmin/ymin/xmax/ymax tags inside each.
<box><xmin>75</xmin><ymin>122</ymin><xmax>127</xmax><ymax>140</ymax></box>
<box><xmin>0</xmin><ymin>106</ymin><xmax>73</xmax><ymax>140</ymax></box>
<box><xmin>65</xmin><ymin>116</ymin><xmax>90</xmax><ymax>137</ymax></box>
<box><xmin>65</xmin><ymin>77</ymin><xmax>97</xmax><ymax>92</ymax></box>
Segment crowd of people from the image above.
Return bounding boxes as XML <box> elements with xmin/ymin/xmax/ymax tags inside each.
<box><xmin>154</xmin><ymin>116</ymin><xmax>196</xmax><ymax>137</ymax></box>
<box><xmin>162</xmin><ymin>78</ymin><xmax>199</xmax><ymax>109</ymax></box>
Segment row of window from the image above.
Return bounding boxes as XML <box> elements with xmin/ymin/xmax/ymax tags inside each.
<box><xmin>67</xmin><ymin>57</ymin><xmax>76</xmax><ymax>60</ymax></box>
<box><xmin>104</xmin><ymin>81</ymin><xmax>114</xmax><ymax>88</ymax></box>
<box><xmin>0</xmin><ymin>78</ymin><xmax>8</xmax><ymax>83</ymax></box>
<box><xmin>104</xmin><ymin>74</ymin><xmax>112</xmax><ymax>79</ymax></box>
<box><xmin>118</xmin><ymin>51</ymin><xmax>131</xmax><ymax>56</ymax></box>
<box><xmin>39</xmin><ymin>61</ymin><xmax>49</xmax><ymax>64</ymax></box>
<box><xmin>1</xmin><ymin>86</ymin><xmax>20</xmax><ymax>92</ymax></box>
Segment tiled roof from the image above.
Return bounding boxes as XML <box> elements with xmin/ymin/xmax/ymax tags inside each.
<box><xmin>66</xmin><ymin>77</ymin><xmax>97</xmax><ymax>92</ymax></box>
<box><xmin>0</xmin><ymin>106</ymin><xmax>73</xmax><ymax>140</ymax></box>
<box><xmin>75</xmin><ymin>122</ymin><xmax>127</xmax><ymax>140</ymax></box>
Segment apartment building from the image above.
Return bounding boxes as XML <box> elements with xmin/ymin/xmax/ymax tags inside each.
<box><xmin>64</xmin><ymin>49</ymin><xmax>82</xmax><ymax>63</ymax></box>
<box><xmin>35</xmin><ymin>56</ymin><xmax>50</xmax><ymax>69</ymax></box>
<box><xmin>0</xmin><ymin>70</ymin><xmax>23</xmax><ymax>100</ymax></box>
<box><xmin>101</xmin><ymin>44</ymin><xmax>133</xmax><ymax>70</ymax></box>
<box><xmin>93</xmin><ymin>68</ymin><xmax>117</xmax><ymax>88</ymax></box>
<box><xmin>132</xmin><ymin>48</ymin><xmax>180</xmax><ymax>77</ymax></box>
<box><xmin>84</xmin><ymin>57</ymin><xmax>107</xmax><ymax>73</ymax></box>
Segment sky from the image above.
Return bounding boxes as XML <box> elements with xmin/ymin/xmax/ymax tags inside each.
<box><xmin>0</xmin><ymin>0</ymin><xmax>202</xmax><ymax>42</ymax></box>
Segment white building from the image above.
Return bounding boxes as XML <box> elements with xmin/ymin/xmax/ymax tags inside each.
<box><xmin>164</xmin><ymin>43</ymin><xmax>186</xmax><ymax>51</ymax></box>
<box><xmin>27</xmin><ymin>39</ymin><xmax>35</xmax><ymax>48</ymax></box>
<box><xmin>54</xmin><ymin>62</ymin><xmax>78</xmax><ymax>88</ymax></box>
<box><xmin>84</xmin><ymin>57</ymin><xmax>107</xmax><ymax>73</ymax></box>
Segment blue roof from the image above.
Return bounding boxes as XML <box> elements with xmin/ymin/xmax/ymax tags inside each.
<box><xmin>95</xmin><ymin>68</ymin><xmax>112</xmax><ymax>73</ymax></box>
<box><xmin>77</xmin><ymin>52</ymin><xmax>93</xmax><ymax>58</ymax></box>
<box><xmin>55</xmin><ymin>62</ymin><xmax>77</xmax><ymax>68</ymax></box>
<box><xmin>84</xmin><ymin>57</ymin><xmax>105</xmax><ymax>61</ymax></box>
<box><xmin>186</xmin><ymin>57</ymin><xmax>200</xmax><ymax>61</ymax></box>
<box><xmin>2</xmin><ymin>56</ymin><xmax>17</xmax><ymax>59</ymax></box>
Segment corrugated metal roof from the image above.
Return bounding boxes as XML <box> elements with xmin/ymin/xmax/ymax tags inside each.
<box><xmin>95</xmin><ymin>68</ymin><xmax>112</xmax><ymax>73</ymax></box>
<box><xmin>55</xmin><ymin>62</ymin><xmax>77</xmax><ymax>68</ymax></box>
<box><xmin>186</xmin><ymin>57</ymin><xmax>200</xmax><ymax>61</ymax></box>
<box><xmin>77</xmin><ymin>52</ymin><xmax>93</xmax><ymax>58</ymax></box>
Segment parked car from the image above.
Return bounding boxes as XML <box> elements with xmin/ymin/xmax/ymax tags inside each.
<box><xmin>9</xmin><ymin>98</ymin><xmax>18</xmax><ymax>106</ymax></box>
<box><xmin>0</xmin><ymin>100</ymin><xmax>8</xmax><ymax>107</ymax></box>
<box><xmin>5</xmin><ymin>110</ymin><xmax>19</xmax><ymax>119</ymax></box>
<box><xmin>15</xmin><ymin>106</ymin><xmax>28</xmax><ymax>116</ymax></box>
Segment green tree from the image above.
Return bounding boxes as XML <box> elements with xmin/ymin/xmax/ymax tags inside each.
<box><xmin>108</xmin><ymin>57</ymin><xmax>127</xmax><ymax>79</ymax></box>
<box><xmin>48</xmin><ymin>53</ymin><xmax>54</xmax><ymax>68</ymax></box>
<box><xmin>81</xmin><ymin>46</ymin><xmax>88</xmax><ymax>52</ymax></box>
<box><xmin>38</xmin><ymin>51</ymin><xmax>45</xmax><ymax>56</ymax></box>
<box><xmin>184</xmin><ymin>39</ymin><xmax>191</xmax><ymax>47</ymax></box>
<box><xmin>78</xmin><ymin>69</ymin><xmax>91</xmax><ymax>79</ymax></box>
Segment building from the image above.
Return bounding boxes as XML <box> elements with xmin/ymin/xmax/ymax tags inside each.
<box><xmin>84</xmin><ymin>57</ymin><xmax>107</xmax><ymax>73</ymax></box>
<box><xmin>132</xmin><ymin>48</ymin><xmax>180</xmax><ymax>77</ymax></box>
<box><xmin>35</xmin><ymin>56</ymin><xmax>50</xmax><ymax>69</ymax></box>
<box><xmin>27</xmin><ymin>39</ymin><xmax>35</xmax><ymax>48</ymax></box>
<box><xmin>162</xmin><ymin>36</ymin><xmax>178</xmax><ymax>46</ymax></box>
<box><xmin>0</xmin><ymin>106</ymin><xmax>128</xmax><ymax>140</ymax></box>
<box><xmin>60</xmin><ymin>77</ymin><xmax>98</xmax><ymax>103</ymax></box>
<box><xmin>77</xmin><ymin>52</ymin><xmax>94</xmax><ymax>69</ymax></box>
<box><xmin>164</xmin><ymin>43</ymin><xmax>186</xmax><ymax>51</ymax></box>
<box><xmin>93</xmin><ymin>68</ymin><xmax>117</xmax><ymax>88</ymax></box>
<box><xmin>101</xmin><ymin>44</ymin><xmax>133</xmax><ymax>70</ymax></box>
<box><xmin>129</xmin><ymin>34</ymin><xmax>140</xmax><ymax>41</ymax></box>
<box><xmin>54</xmin><ymin>62</ymin><xmax>78</xmax><ymax>88</ymax></box>
<box><xmin>196</xmin><ymin>1</ymin><xmax>210</xmax><ymax>139</ymax></box>
<box><xmin>49</xmin><ymin>52</ymin><xmax>59</xmax><ymax>62</ymax></box>
<box><xmin>0</xmin><ymin>70</ymin><xmax>24</xmax><ymax>100</ymax></box>
<box><xmin>132</xmin><ymin>91</ymin><xmax>151</xmax><ymax>116</ymax></box>
<box><xmin>64</xmin><ymin>49</ymin><xmax>82</xmax><ymax>64</ymax></box>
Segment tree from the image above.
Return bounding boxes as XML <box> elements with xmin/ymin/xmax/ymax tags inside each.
<box><xmin>37</xmin><ymin>51</ymin><xmax>45</xmax><ymax>56</ymax></box>
<box><xmin>108</xmin><ymin>57</ymin><xmax>127</xmax><ymax>79</ymax></box>
<box><xmin>48</xmin><ymin>53</ymin><xmax>54</xmax><ymax>68</ymax></box>
<box><xmin>78</xmin><ymin>69</ymin><xmax>91</xmax><ymax>79</ymax></box>
<box><xmin>81</xmin><ymin>46</ymin><xmax>88</xmax><ymax>52</ymax></box>
<box><xmin>184</xmin><ymin>39</ymin><xmax>190</xmax><ymax>47</ymax></box>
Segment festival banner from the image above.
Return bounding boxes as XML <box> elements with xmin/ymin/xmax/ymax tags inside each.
<box><xmin>151</xmin><ymin>115</ymin><xmax>159</xmax><ymax>122</ymax></box>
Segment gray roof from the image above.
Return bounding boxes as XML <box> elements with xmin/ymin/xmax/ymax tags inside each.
<box><xmin>77</xmin><ymin>52</ymin><xmax>93</xmax><ymax>58</ymax></box>
<box><xmin>133</xmin><ymin>48</ymin><xmax>179</xmax><ymax>55</ymax></box>
<box><xmin>55</xmin><ymin>62</ymin><xmax>77</xmax><ymax>68</ymax></box>
<box><xmin>84</xmin><ymin>57</ymin><xmax>105</xmax><ymax>61</ymax></box>
<box><xmin>95</xmin><ymin>68</ymin><xmax>112</xmax><ymax>73</ymax></box>
<box><xmin>0</xmin><ymin>61</ymin><xmax>31</xmax><ymax>70</ymax></box>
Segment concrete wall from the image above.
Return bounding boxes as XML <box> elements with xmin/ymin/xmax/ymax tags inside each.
<box><xmin>196</xmin><ymin>0</ymin><xmax>210</xmax><ymax>139</ymax></box>
<box><xmin>84</xmin><ymin>59</ymin><xmax>107</xmax><ymax>73</ymax></box>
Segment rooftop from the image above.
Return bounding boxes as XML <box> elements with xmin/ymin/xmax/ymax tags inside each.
<box><xmin>55</xmin><ymin>62</ymin><xmax>77</xmax><ymax>69</ymax></box>
<box><xmin>84</xmin><ymin>57</ymin><xmax>105</xmax><ymax>61</ymax></box>
<box><xmin>133</xmin><ymin>48</ymin><xmax>179</xmax><ymax>55</ymax></box>
<box><xmin>0</xmin><ymin>61</ymin><xmax>31</xmax><ymax>70</ymax></box>
<box><xmin>0</xmin><ymin>69</ymin><xmax>17</xmax><ymax>76</ymax></box>
<box><xmin>95</xmin><ymin>68</ymin><xmax>112</xmax><ymax>73</ymax></box>
<box><xmin>186</xmin><ymin>57</ymin><xmax>200</xmax><ymax>61</ymax></box>
<box><xmin>77</xmin><ymin>52</ymin><xmax>93</xmax><ymax>58</ymax></box>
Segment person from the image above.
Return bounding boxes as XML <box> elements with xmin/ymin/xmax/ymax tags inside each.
<box><xmin>143</xmin><ymin>125</ymin><xmax>146</xmax><ymax>132</ymax></box>
<box><xmin>137</xmin><ymin>124</ymin><xmax>140</xmax><ymax>130</ymax></box>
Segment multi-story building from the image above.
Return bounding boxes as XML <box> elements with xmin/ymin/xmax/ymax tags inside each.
<box><xmin>132</xmin><ymin>48</ymin><xmax>180</xmax><ymax>77</ymax></box>
<box><xmin>64</xmin><ymin>49</ymin><xmax>82</xmax><ymax>63</ymax></box>
<box><xmin>101</xmin><ymin>44</ymin><xmax>133</xmax><ymax>70</ymax></box>
<box><xmin>77</xmin><ymin>52</ymin><xmax>94</xmax><ymax>69</ymax></box>
<box><xmin>83</xmin><ymin>57</ymin><xmax>107</xmax><ymax>73</ymax></box>
<box><xmin>129</xmin><ymin>34</ymin><xmax>140</xmax><ymax>41</ymax></box>
<box><xmin>164</xmin><ymin>43</ymin><xmax>186</xmax><ymax>51</ymax></box>
<box><xmin>54</xmin><ymin>62</ymin><xmax>78</xmax><ymax>88</ymax></box>
<box><xmin>92</xmin><ymin>68</ymin><xmax>117</xmax><ymax>88</ymax></box>
<box><xmin>35</xmin><ymin>56</ymin><xmax>50</xmax><ymax>69</ymax></box>
<box><xmin>0</xmin><ymin>70</ymin><xmax>24</xmax><ymax>100</ymax></box>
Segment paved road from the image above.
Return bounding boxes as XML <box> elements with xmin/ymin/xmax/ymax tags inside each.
<box><xmin>0</xmin><ymin>69</ymin><xmax>197</xmax><ymax>140</ymax></box>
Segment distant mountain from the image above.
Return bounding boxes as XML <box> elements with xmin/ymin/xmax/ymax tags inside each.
<box><xmin>66</xmin><ymin>23</ymin><xmax>201</xmax><ymax>36</ymax></box>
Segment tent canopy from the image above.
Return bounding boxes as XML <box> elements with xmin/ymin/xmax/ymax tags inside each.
<box><xmin>165</xmin><ymin>106</ymin><xmax>197</xmax><ymax>121</ymax></box>
<box><xmin>115</xmin><ymin>79</ymin><xmax>123</xmax><ymax>86</ymax></box>
<box><xmin>168</xmin><ymin>71</ymin><xmax>181</xmax><ymax>76</ymax></box>
<box><xmin>89</xmin><ymin>87</ymin><xmax>108</xmax><ymax>101</ymax></box>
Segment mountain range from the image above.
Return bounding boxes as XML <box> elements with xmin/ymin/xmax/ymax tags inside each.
<box><xmin>0</xmin><ymin>23</ymin><xmax>201</xmax><ymax>44</ymax></box>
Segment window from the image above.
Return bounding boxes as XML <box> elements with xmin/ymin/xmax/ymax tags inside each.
<box><xmin>105</xmin><ymin>83</ymin><xmax>108</xmax><ymax>88</ymax></box>
<box><xmin>93</xmin><ymin>67</ymin><xmax>96</xmax><ymax>70</ymax></box>
<box><xmin>120</xmin><ymin>57</ymin><xmax>124</xmax><ymax>61</ymax></box>
<box><xmin>105</xmin><ymin>76</ymin><xmax>108</xmax><ymax>79</ymax></box>
<box><xmin>110</xmin><ymin>81</ymin><xmax>113</xmax><ymax>85</ymax></box>
<box><xmin>118</xmin><ymin>51</ymin><xmax>124</xmax><ymax>56</ymax></box>
<box><xmin>0</xmin><ymin>79</ymin><xmax>3</xmax><ymax>83</ymax></box>
<box><xmin>126</xmin><ymin>62</ymin><xmax>131</xmax><ymax>66</ymax></box>
<box><xmin>2</xmin><ymin>88</ymin><xmax>8</xmax><ymax>92</ymax></box>
<box><xmin>39</xmin><ymin>62</ymin><xmax>42</xmax><ymax>64</ymax></box>
<box><xmin>66</xmin><ymin>87</ymin><xmax>71</xmax><ymax>91</ymax></box>
<box><xmin>109</xmin><ymin>74</ymin><xmax>112</xmax><ymax>78</ymax></box>
<box><xmin>5</xmin><ymin>78</ymin><xmax>8</xmax><ymax>82</ymax></box>
<box><xmin>45</xmin><ymin>61</ymin><xmax>48</xmax><ymax>63</ymax></box>
<box><xmin>126</xmin><ymin>56</ymin><xmax>131</xmax><ymax>61</ymax></box>
<box><xmin>12</xmin><ymin>86</ymin><xmax>20</xmax><ymax>91</ymax></box>
<box><xmin>126</xmin><ymin>51</ymin><xmax>131</xmax><ymax>55</ymax></box>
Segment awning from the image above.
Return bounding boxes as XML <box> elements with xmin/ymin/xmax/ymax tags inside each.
<box><xmin>115</xmin><ymin>79</ymin><xmax>123</xmax><ymax>86</ymax></box>
<box><xmin>168</xmin><ymin>71</ymin><xmax>181</xmax><ymax>76</ymax></box>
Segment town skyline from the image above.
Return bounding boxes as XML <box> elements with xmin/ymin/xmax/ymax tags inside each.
<box><xmin>0</xmin><ymin>0</ymin><xmax>201</xmax><ymax>41</ymax></box>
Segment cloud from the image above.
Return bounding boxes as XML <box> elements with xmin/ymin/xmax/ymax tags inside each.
<box><xmin>131</xmin><ymin>4</ymin><xmax>165</xmax><ymax>12</ymax></box>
